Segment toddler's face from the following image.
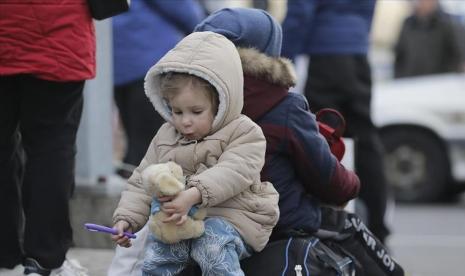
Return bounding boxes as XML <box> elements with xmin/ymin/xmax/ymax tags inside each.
<box><xmin>169</xmin><ymin>86</ymin><xmax>215</xmax><ymax>141</ymax></box>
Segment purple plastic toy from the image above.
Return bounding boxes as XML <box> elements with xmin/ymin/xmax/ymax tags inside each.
<box><xmin>84</xmin><ymin>223</ymin><xmax>137</xmax><ymax>239</ymax></box>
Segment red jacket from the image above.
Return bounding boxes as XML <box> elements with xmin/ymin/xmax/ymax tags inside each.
<box><xmin>0</xmin><ymin>0</ymin><xmax>96</xmax><ymax>81</ymax></box>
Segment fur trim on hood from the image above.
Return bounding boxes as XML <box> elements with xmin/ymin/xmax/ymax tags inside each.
<box><xmin>238</xmin><ymin>47</ymin><xmax>297</xmax><ymax>88</ymax></box>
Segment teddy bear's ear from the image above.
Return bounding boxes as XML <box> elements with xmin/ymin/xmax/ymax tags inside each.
<box><xmin>141</xmin><ymin>164</ymin><xmax>165</xmax><ymax>196</ymax></box>
<box><xmin>167</xmin><ymin>161</ymin><xmax>184</xmax><ymax>180</ymax></box>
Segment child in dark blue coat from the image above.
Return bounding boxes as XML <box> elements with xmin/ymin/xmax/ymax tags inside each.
<box><xmin>195</xmin><ymin>7</ymin><xmax>360</xmax><ymax>238</ymax></box>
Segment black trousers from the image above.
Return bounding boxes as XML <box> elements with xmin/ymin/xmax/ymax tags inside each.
<box><xmin>305</xmin><ymin>55</ymin><xmax>390</xmax><ymax>242</ymax></box>
<box><xmin>114</xmin><ymin>78</ymin><xmax>164</xmax><ymax>166</ymax></box>
<box><xmin>0</xmin><ymin>75</ymin><xmax>84</xmax><ymax>269</ymax></box>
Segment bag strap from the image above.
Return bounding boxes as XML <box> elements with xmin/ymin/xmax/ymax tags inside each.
<box><xmin>302</xmin><ymin>238</ymin><xmax>320</xmax><ymax>276</ymax></box>
<box><xmin>281</xmin><ymin>237</ymin><xmax>294</xmax><ymax>276</ymax></box>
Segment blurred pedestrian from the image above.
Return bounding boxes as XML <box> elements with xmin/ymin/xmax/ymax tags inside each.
<box><xmin>112</xmin><ymin>0</ymin><xmax>204</xmax><ymax>177</ymax></box>
<box><xmin>282</xmin><ymin>0</ymin><xmax>391</xmax><ymax>243</ymax></box>
<box><xmin>394</xmin><ymin>0</ymin><xmax>465</xmax><ymax>78</ymax></box>
<box><xmin>0</xmin><ymin>0</ymin><xmax>94</xmax><ymax>275</ymax></box>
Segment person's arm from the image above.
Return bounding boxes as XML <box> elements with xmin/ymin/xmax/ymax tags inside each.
<box><xmin>188</xmin><ymin>119</ymin><xmax>267</xmax><ymax>208</ymax></box>
<box><xmin>147</xmin><ymin>0</ymin><xmax>205</xmax><ymax>34</ymax></box>
<box><xmin>286</xmin><ymin>94</ymin><xmax>360</xmax><ymax>205</ymax></box>
<box><xmin>281</xmin><ymin>0</ymin><xmax>317</xmax><ymax>60</ymax></box>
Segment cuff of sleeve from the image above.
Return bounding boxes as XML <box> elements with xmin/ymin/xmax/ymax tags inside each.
<box><xmin>112</xmin><ymin>215</ymin><xmax>139</xmax><ymax>233</ymax></box>
<box><xmin>187</xmin><ymin>178</ymin><xmax>210</xmax><ymax>208</ymax></box>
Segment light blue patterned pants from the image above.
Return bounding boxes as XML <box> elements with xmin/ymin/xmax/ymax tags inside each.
<box><xmin>142</xmin><ymin>217</ymin><xmax>252</xmax><ymax>276</ymax></box>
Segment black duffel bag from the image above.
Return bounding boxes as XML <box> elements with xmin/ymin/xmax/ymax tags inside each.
<box><xmin>180</xmin><ymin>234</ymin><xmax>356</xmax><ymax>276</ymax></box>
<box><xmin>240</xmin><ymin>236</ymin><xmax>356</xmax><ymax>276</ymax></box>
<box><xmin>317</xmin><ymin>207</ymin><xmax>405</xmax><ymax>276</ymax></box>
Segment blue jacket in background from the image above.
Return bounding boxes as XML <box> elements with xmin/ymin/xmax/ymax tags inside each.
<box><xmin>112</xmin><ymin>0</ymin><xmax>204</xmax><ymax>86</ymax></box>
<box><xmin>282</xmin><ymin>0</ymin><xmax>376</xmax><ymax>59</ymax></box>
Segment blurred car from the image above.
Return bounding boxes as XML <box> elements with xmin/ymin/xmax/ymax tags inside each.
<box><xmin>372</xmin><ymin>73</ymin><xmax>465</xmax><ymax>202</ymax></box>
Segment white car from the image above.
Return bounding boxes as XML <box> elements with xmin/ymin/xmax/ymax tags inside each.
<box><xmin>372</xmin><ymin>73</ymin><xmax>465</xmax><ymax>202</ymax></box>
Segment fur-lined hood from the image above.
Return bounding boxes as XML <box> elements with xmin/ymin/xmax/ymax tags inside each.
<box><xmin>238</xmin><ymin>47</ymin><xmax>297</xmax><ymax>88</ymax></box>
<box><xmin>144</xmin><ymin>32</ymin><xmax>244</xmax><ymax>134</ymax></box>
<box><xmin>239</xmin><ymin>47</ymin><xmax>298</xmax><ymax>121</ymax></box>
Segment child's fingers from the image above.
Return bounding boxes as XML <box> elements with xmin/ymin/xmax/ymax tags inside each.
<box><xmin>111</xmin><ymin>233</ymin><xmax>120</xmax><ymax>242</ymax></box>
<box><xmin>113</xmin><ymin>220</ymin><xmax>131</xmax><ymax>234</ymax></box>
<box><xmin>119</xmin><ymin>238</ymin><xmax>132</xmax><ymax>248</ymax></box>
<box><xmin>162</xmin><ymin>213</ymin><xmax>181</xmax><ymax>223</ymax></box>
<box><xmin>111</xmin><ymin>224</ymin><xmax>127</xmax><ymax>242</ymax></box>
<box><xmin>121</xmin><ymin>238</ymin><xmax>132</xmax><ymax>247</ymax></box>
<box><xmin>176</xmin><ymin>215</ymin><xmax>188</xmax><ymax>226</ymax></box>
<box><xmin>162</xmin><ymin>201</ymin><xmax>175</xmax><ymax>209</ymax></box>
<box><xmin>110</xmin><ymin>221</ymin><xmax>133</xmax><ymax>247</ymax></box>
<box><xmin>158</xmin><ymin>196</ymin><xmax>174</xmax><ymax>202</ymax></box>
<box><xmin>114</xmin><ymin>235</ymin><xmax>131</xmax><ymax>246</ymax></box>
<box><xmin>161</xmin><ymin>205</ymin><xmax>177</xmax><ymax>214</ymax></box>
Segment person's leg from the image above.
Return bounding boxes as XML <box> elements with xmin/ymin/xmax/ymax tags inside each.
<box><xmin>190</xmin><ymin>218</ymin><xmax>252</xmax><ymax>276</ymax></box>
<box><xmin>304</xmin><ymin>55</ymin><xmax>346</xmax><ymax>113</ymax></box>
<box><xmin>0</xmin><ymin>75</ymin><xmax>23</xmax><ymax>268</ymax></box>
<box><xmin>345</xmin><ymin>56</ymin><xmax>390</xmax><ymax>243</ymax></box>
<box><xmin>306</xmin><ymin>55</ymin><xmax>389</xmax><ymax>243</ymax></box>
<box><xmin>115</xmin><ymin>79</ymin><xmax>164</xmax><ymax>166</ymax></box>
<box><xmin>114</xmin><ymin>83</ymin><xmax>132</xmax><ymax>178</ymax></box>
<box><xmin>142</xmin><ymin>235</ymin><xmax>190</xmax><ymax>276</ymax></box>
<box><xmin>19</xmin><ymin>75</ymin><xmax>84</xmax><ymax>269</ymax></box>
<box><xmin>114</xmin><ymin>83</ymin><xmax>130</xmax><ymax>135</ymax></box>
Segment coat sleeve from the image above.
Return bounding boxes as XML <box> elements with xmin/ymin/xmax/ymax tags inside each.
<box><xmin>112</xmin><ymin>132</ymin><xmax>162</xmax><ymax>232</ymax></box>
<box><xmin>285</xmin><ymin>95</ymin><xmax>360</xmax><ymax>205</ymax></box>
<box><xmin>147</xmin><ymin>0</ymin><xmax>205</xmax><ymax>34</ymax></box>
<box><xmin>188</xmin><ymin>119</ymin><xmax>267</xmax><ymax>208</ymax></box>
<box><xmin>281</xmin><ymin>0</ymin><xmax>317</xmax><ymax>60</ymax></box>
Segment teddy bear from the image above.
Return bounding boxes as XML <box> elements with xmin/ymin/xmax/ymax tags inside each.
<box><xmin>141</xmin><ymin>161</ymin><xmax>206</xmax><ymax>244</ymax></box>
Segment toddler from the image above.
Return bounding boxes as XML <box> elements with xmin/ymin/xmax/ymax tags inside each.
<box><xmin>111</xmin><ymin>31</ymin><xmax>279</xmax><ymax>276</ymax></box>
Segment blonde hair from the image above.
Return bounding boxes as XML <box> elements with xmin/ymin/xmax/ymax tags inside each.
<box><xmin>159</xmin><ymin>73</ymin><xmax>219</xmax><ymax>115</ymax></box>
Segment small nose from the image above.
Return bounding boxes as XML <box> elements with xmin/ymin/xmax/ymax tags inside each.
<box><xmin>182</xmin><ymin>115</ymin><xmax>192</xmax><ymax>127</ymax></box>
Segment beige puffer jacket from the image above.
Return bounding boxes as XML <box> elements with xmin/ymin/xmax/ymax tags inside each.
<box><xmin>113</xmin><ymin>32</ymin><xmax>279</xmax><ymax>252</ymax></box>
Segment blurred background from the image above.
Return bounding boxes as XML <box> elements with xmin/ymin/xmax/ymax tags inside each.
<box><xmin>7</xmin><ymin>1</ymin><xmax>463</xmax><ymax>276</ymax></box>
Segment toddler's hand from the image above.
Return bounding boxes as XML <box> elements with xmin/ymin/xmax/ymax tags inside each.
<box><xmin>162</xmin><ymin>187</ymin><xmax>201</xmax><ymax>225</ymax></box>
<box><xmin>111</xmin><ymin>220</ymin><xmax>133</xmax><ymax>248</ymax></box>
<box><xmin>158</xmin><ymin>195</ymin><xmax>175</xmax><ymax>202</ymax></box>
<box><xmin>164</xmin><ymin>213</ymin><xmax>189</xmax><ymax>225</ymax></box>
